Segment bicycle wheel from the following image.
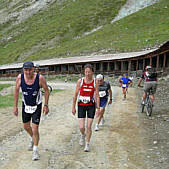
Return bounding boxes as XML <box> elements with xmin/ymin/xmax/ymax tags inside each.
<box><xmin>141</xmin><ymin>103</ymin><xmax>144</xmax><ymax>113</ymax></box>
<box><xmin>41</xmin><ymin>85</ymin><xmax>52</xmax><ymax>94</ymax></box>
<box><xmin>48</xmin><ymin>85</ymin><xmax>52</xmax><ymax>94</ymax></box>
<box><xmin>145</xmin><ymin>99</ymin><xmax>152</xmax><ymax>116</ymax></box>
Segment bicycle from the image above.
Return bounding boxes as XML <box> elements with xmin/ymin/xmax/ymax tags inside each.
<box><xmin>41</xmin><ymin>85</ymin><xmax>52</xmax><ymax>95</ymax></box>
<box><xmin>140</xmin><ymin>87</ymin><xmax>153</xmax><ymax>117</ymax></box>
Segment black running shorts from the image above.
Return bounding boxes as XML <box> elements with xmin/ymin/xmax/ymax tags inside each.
<box><xmin>22</xmin><ymin>103</ymin><xmax>42</xmax><ymax>125</ymax></box>
<box><xmin>78</xmin><ymin>104</ymin><xmax>96</xmax><ymax>119</ymax></box>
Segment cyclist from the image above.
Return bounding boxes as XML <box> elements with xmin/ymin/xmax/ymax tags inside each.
<box><xmin>13</xmin><ymin>61</ymin><xmax>49</xmax><ymax>161</ymax></box>
<box><xmin>138</xmin><ymin>65</ymin><xmax>157</xmax><ymax>105</ymax></box>
<box><xmin>95</xmin><ymin>74</ymin><xmax>112</xmax><ymax>131</ymax></box>
<box><xmin>119</xmin><ymin>73</ymin><xmax>132</xmax><ymax>100</ymax></box>
<box><xmin>72</xmin><ymin>64</ymin><xmax>100</xmax><ymax>152</ymax></box>
<box><xmin>35</xmin><ymin>64</ymin><xmax>40</xmax><ymax>73</ymax></box>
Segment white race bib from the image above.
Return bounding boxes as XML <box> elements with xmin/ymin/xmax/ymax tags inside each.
<box><xmin>122</xmin><ymin>84</ymin><xmax>127</xmax><ymax>88</ymax></box>
<box><xmin>79</xmin><ymin>96</ymin><xmax>90</xmax><ymax>104</ymax></box>
<box><xmin>99</xmin><ymin>91</ymin><xmax>106</xmax><ymax>97</ymax></box>
<box><xmin>25</xmin><ymin>105</ymin><xmax>37</xmax><ymax>114</ymax></box>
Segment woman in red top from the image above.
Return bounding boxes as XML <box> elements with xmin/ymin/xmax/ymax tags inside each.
<box><xmin>72</xmin><ymin>64</ymin><xmax>100</xmax><ymax>152</ymax></box>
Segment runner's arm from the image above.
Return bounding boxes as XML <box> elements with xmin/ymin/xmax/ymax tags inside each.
<box><xmin>72</xmin><ymin>79</ymin><xmax>81</xmax><ymax>115</ymax></box>
<box><xmin>13</xmin><ymin>74</ymin><xmax>21</xmax><ymax>116</ymax></box>
<box><xmin>40</xmin><ymin>75</ymin><xmax>49</xmax><ymax>115</ymax></box>
<box><xmin>95</xmin><ymin>80</ymin><xmax>100</xmax><ymax>117</ymax></box>
<box><xmin>108</xmin><ymin>87</ymin><xmax>113</xmax><ymax>105</ymax></box>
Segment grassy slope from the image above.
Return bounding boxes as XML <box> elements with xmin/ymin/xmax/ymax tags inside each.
<box><xmin>0</xmin><ymin>0</ymin><xmax>169</xmax><ymax>65</ymax></box>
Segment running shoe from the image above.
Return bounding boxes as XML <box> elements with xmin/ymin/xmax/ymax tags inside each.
<box><xmin>32</xmin><ymin>150</ymin><xmax>40</xmax><ymax>161</ymax></box>
<box><xmin>28</xmin><ymin>140</ymin><xmax>33</xmax><ymax>151</ymax></box>
<box><xmin>79</xmin><ymin>135</ymin><xmax>85</xmax><ymax>146</ymax></box>
<box><xmin>84</xmin><ymin>143</ymin><xmax>90</xmax><ymax>152</ymax></box>
<box><xmin>141</xmin><ymin>101</ymin><xmax>145</xmax><ymax>105</ymax></box>
<box><xmin>100</xmin><ymin>118</ymin><xmax>105</xmax><ymax>126</ymax></box>
<box><xmin>95</xmin><ymin>124</ymin><xmax>99</xmax><ymax>131</ymax></box>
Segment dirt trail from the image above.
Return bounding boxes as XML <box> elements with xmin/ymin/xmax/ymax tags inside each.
<box><xmin>0</xmin><ymin>85</ymin><xmax>149</xmax><ymax>169</ymax></box>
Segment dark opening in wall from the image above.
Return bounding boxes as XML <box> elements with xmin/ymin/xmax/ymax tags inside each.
<box><xmin>49</xmin><ymin>66</ymin><xmax>54</xmax><ymax>71</ymax></box>
<box><xmin>96</xmin><ymin>63</ymin><xmax>100</xmax><ymax>71</ymax></box>
<box><xmin>69</xmin><ymin>65</ymin><xmax>75</xmax><ymax>73</ymax></box>
<box><xmin>166</xmin><ymin>52</ymin><xmax>169</xmax><ymax>67</ymax></box>
<box><xmin>115</xmin><ymin>62</ymin><xmax>121</xmax><ymax>70</ymax></box>
<box><xmin>138</xmin><ymin>59</ymin><xmax>143</xmax><ymax>70</ymax></box>
<box><xmin>103</xmin><ymin>62</ymin><xmax>108</xmax><ymax>71</ymax></box>
<box><xmin>152</xmin><ymin>56</ymin><xmax>157</xmax><ymax>68</ymax></box>
<box><xmin>110</xmin><ymin>62</ymin><xmax>114</xmax><ymax>71</ymax></box>
<box><xmin>123</xmin><ymin>61</ymin><xmax>128</xmax><ymax>71</ymax></box>
<box><xmin>131</xmin><ymin>60</ymin><xmax>136</xmax><ymax>71</ymax></box>
<box><xmin>145</xmin><ymin>58</ymin><xmax>150</xmax><ymax>68</ymax></box>
<box><xmin>55</xmin><ymin>65</ymin><xmax>61</xmax><ymax>72</ymax></box>
<box><xmin>159</xmin><ymin>54</ymin><xmax>164</xmax><ymax>68</ymax></box>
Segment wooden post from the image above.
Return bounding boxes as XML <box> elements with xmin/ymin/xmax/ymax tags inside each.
<box><xmin>156</xmin><ymin>55</ymin><xmax>159</xmax><ymax>71</ymax></box>
<box><xmin>136</xmin><ymin>60</ymin><xmax>138</xmax><ymax>71</ymax></box>
<box><xmin>163</xmin><ymin>53</ymin><xmax>166</xmax><ymax>70</ymax></box>
<box><xmin>107</xmin><ymin>62</ymin><xmax>110</xmax><ymax>72</ymax></box>
<box><xmin>143</xmin><ymin>59</ymin><xmax>145</xmax><ymax>70</ymax></box>
<box><xmin>128</xmin><ymin>60</ymin><xmax>131</xmax><ymax>72</ymax></box>
<box><xmin>150</xmin><ymin>57</ymin><xmax>152</xmax><ymax>66</ymax></box>
<box><xmin>100</xmin><ymin>62</ymin><xmax>103</xmax><ymax>72</ymax></box>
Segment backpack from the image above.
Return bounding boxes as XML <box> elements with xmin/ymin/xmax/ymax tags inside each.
<box><xmin>146</xmin><ymin>68</ymin><xmax>157</xmax><ymax>78</ymax></box>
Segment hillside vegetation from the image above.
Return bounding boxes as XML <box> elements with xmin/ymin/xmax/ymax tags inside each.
<box><xmin>0</xmin><ymin>0</ymin><xmax>169</xmax><ymax>65</ymax></box>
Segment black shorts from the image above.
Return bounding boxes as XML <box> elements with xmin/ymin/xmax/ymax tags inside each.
<box><xmin>22</xmin><ymin>103</ymin><xmax>42</xmax><ymax>125</ymax></box>
<box><xmin>78</xmin><ymin>104</ymin><xmax>96</xmax><ymax>119</ymax></box>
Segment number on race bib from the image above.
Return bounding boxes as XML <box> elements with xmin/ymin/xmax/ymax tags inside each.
<box><xmin>99</xmin><ymin>91</ymin><xmax>106</xmax><ymax>97</ymax></box>
<box><xmin>79</xmin><ymin>96</ymin><xmax>90</xmax><ymax>104</ymax></box>
<box><xmin>25</xmin><ymin>105</ymin><xmax>37</xmax><ymax>114</ymax></box>
<box><xmin>122</xmin><ymin>84</ymin><xmax>127</xmax><ymax>88</ymax></box>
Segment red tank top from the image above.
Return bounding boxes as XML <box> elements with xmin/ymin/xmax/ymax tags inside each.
<box><xmin>78</xmin><ymin>78</ymin><xmax>95</xmax><ymax>106</ymax></box>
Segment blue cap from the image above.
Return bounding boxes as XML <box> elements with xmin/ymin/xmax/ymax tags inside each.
<box><xmin>23</xmin><ymin>61</ymin><xmax>34</xmax><ymax>69</ymax></box>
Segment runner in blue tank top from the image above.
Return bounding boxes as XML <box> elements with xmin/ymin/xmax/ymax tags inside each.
<box><xmin>119</xmin><ymin>73</ymin><xmax>132</xmax><ymax>100</ymax></box>
<box><xmin>13</xmin><ymin>61</ymin><xmax>49</xmax><ymax>161</ymax></box>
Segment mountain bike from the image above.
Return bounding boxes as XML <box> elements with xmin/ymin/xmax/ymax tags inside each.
<box><xmin>140</xmin><ymin>88</ymin><xmax>153</xmax><ymax>117</ymax></box>
<box><xmin>41</xmin><ymin>85</ymin><xmax>52</xmax><ymax>95</ymax></box>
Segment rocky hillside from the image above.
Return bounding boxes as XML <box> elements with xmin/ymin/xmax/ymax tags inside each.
<box><xmin>0</xmin><ymin>0</ymin><xmax>168</xmax><ymax>65</ymax></box>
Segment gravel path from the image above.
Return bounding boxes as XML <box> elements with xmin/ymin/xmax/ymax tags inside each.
<box><xmin>0</xmin><ymin>81</ymin><xmax>169</xmax><ymax>169</ymax></box>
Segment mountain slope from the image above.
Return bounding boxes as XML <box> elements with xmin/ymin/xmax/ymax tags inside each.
<box><xmin>0</xmin><ymin>0</ymin><xmax>168</xmax><ymax>65</ymax></box>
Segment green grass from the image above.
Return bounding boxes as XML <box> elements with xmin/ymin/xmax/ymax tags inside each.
<box><xmin>0</xmin><ymin>84</ymin><xmax>12</xmax><ymax>91</ymax></box>
<box><xmin>0</xmin><ymin>94</ymin><xmax>15</xmax><ymax>108</ymax></box>
<box><xmin>0</xmin><ymin>0</ymin><xmax>169</xmax><ymax>65</ymax></box>
<box><xmin>0</xmin><ymin>93</ymin><xmax>22</xmax><ymax>108</ymax></box>
<box><xmin>52</xmin><ymin>89</ymin><xmax>64</xmax><ymax>93</ymax></box>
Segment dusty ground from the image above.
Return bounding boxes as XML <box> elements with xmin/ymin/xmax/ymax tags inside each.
<box><xmin>0</xmin><ymin>80</ymin><xmax>169</xmax><ymax>169</ymax></box>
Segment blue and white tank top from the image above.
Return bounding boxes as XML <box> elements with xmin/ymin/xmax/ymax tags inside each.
<box><xmin>21</xmin><ymin>73</ymin><xmax>42</xmax><ymax>106</ymax></box>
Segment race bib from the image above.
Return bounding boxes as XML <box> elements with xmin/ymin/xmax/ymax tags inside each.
<box><xmin>122</xmin><ymin>84</ymin><xmax>127</xmax><ymax>88</ymax></box>
<box><xmin>99</xmin><ymin>91</ymin><xmax>106</xmax><ymax>97</ymax></box>
<box><xmin>79</xmin><ymin>96</ymin><xmax>90</xmax><ymax>104</ymax></box>
<box><xmin>25</xmin><ymin>105</ymin><xmax>37</xmax><ymax>114</ymax></box>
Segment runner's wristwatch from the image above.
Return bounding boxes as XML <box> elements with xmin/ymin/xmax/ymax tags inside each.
<box><xmin>44</xmin><ymin>104</ymin><xmax>48</xmax><ymax>107</ymax></box>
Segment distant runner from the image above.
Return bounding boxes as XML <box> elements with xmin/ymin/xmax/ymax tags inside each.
<box><xmin>13</xmin><ymin>61</ymin><xmax>49</xmax><ymax>161</ymax></box>
<box><xmin>72</xmin><ymin>64</ymin><xmax>100</xmax><ymax>152</ymax></box>
<box><xmin>95</xmin><ymin>74</ymin><xmax>112</xmax><ymax>131</ymax></box>
<box><xmin>119</xmin><ymin>73</ymin><xmax>132</xmax><ymax>100</ymax></box>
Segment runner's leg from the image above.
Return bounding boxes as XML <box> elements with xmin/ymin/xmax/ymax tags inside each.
<box><xmin>86</xmin><ymin>118</ymin><xmax>93</xmax><ymax>142</ymax></box>
<box><xmin>97</xmin><ymin>108</ymin><xmax>105</xmax><ymax>125</ymax></box>
<box><xmin>23</xmin><ymin>121</ymin><xmax>33</xmax><ymax>137</ymax></box>
<box><xmin>78</xmin><ymin>118</ymin><xmax>85</xmax><ymax>136</ymax></box>
<box><xmin>32</xmin><ymin>123</ymin><xmax>39</xmax><ymax>146</ymax></box>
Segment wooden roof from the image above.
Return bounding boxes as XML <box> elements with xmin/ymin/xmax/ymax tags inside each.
<box><xmin>0</xmin><ymin>41</ymin><xmax>169</xmax><ymax>70</ymax></box>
